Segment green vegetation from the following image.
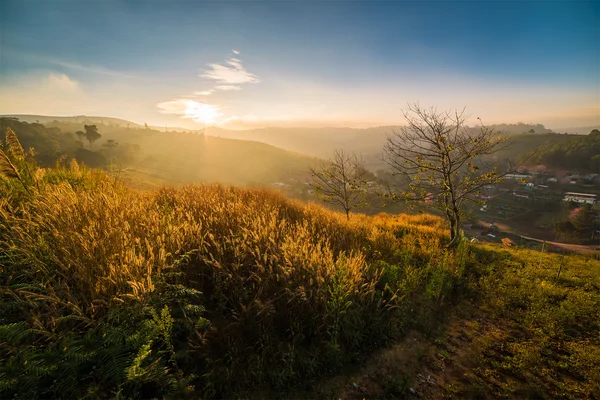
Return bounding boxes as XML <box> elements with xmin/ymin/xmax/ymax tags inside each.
<box><xmin>531</xmin><ymin>129</ymin><xmax>600</xmax><ymax>172</ymax></box>
<box><xmin>321</xmin><ymin>246</ymin><xmax>600</xmax><ymax>399</ymax></box>
<box><xmin>466</xmin><ymin>246</ymin><xmax>600</xmax><ymax>398</ymax></box>
<box><xmin>0</xmin><ymin>129</ymin><xmax>598</xmax><ymax>399</ymax></box>
<box><xmin>1</xmin><ymin>117</ymin><xmax>316</xmax><ymax>188</ymax></box>
<box><xmin>494</xmin><ymin>132</ymin><xmax>575</xmax><ymax>164</ymax></box>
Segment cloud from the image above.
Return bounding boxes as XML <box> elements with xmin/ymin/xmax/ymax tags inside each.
<box><xmin>40</xmin><ymin>56</ymin><xmax>135</xmax><ymax>78</ymax></box>
<box><xmin>201</xmin><ymin>57</ymin><xmax>259</xmax><ymax>84</ymax></box>
<box><xmin>46</xmin><ymin>72</ymin><xmax>81</xmax><ymax>92</ymax></box>
<box><xmin>215</xmin><ymin>85</ymin><xmax>241</xmax><ymax>91</ymax></box>
<box><xmin>232</xmin><ymin>49</ymin><xmax>240</xmax><ymax>55</ymax></box>
<box><xmin>0</xmin><ymin>71</ymin><xmax>89</xmax><ymax>116</ymax></box>
<box><xmin>156</xmin><ymin>98</ymin><xmax>223</xmax><ymax>123</ymax></box>
<box><xmin>194</xmin><ymin>90</ymin><xmax>214</xmax><ymax>96</ymax></box>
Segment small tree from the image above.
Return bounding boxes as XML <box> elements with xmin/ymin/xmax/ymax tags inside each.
<box><xmin>382</xmin><ymin>104</ymin><xmax>510</xmax><ymax>247</ymax></box>
<box><xmin>571</xmin><ymin>204</ymin><xmax>597</xmax><ymax>239</ymax></box>
<box><xmin>84</xmin><ymin>125</ymin><xmax>101</xmax><ymax>150</ymax></box>
<box><xmin>310</xmin><ymin>149</ymin><xmax>368</xmax><ymax>220</ymax></box>
<box><xmin>75</xmin><ymin>130</ymin><xmax>85</xmax><ymax>144</ymax></box>
<box><xmin>103</xmin><ymin>139</ymin><xmax>119</xmax><ymax>157</ymax></box>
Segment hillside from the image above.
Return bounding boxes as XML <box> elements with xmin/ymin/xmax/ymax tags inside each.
<box><xmin>556</xmin><ymin>125</ymin><xmax>600</xmax><ymax>135</ymax></box>
<box><xmin>0</xmin><ymin>142</ymin><xmax>598</xmax><ymax>399</ymax></box>
<box><xmin>529</xmin><ymin>129</ymin><xmax>600</xmax><ymax>172</ymax></box>
<box><xmin>210</xmin><ymin>123</ymin><xmax>566</xmax><ymax>171</ymax></box>
<box><xmin>0</xmin><ymin>117</ymin><xmax>316</xmax><ymax>187</ymax></box>
<box><xmin>1</xmin><ymin>114</ymin><xmax>145</xmax><ymax>128</ymax></box>
<box><xmin>4</xmin><ymin>115</ymin><xmax>581</xmax><ymax>173</ymax></box>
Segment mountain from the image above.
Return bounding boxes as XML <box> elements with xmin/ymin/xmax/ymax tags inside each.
<box><xmin>0</xmin><ymin>117</ymin><xmax>317</xmax><ymax>188</ymax></box>
<box><xmin>5</xmin><ymin>114</ymin><xmax>578</xmax><ymax>176</ymax></box>
<box><xmin>208</xmin><ymin>123</ymin><xmax>560</xmax><ymax>170</ymax></box>
<box><xmin>207</xmin><ymin>125</ymin><xmax>396</xmax><ymax>169</ymax></box>
<box><xmin>2</xmin><ymin>114</ymin><xmax>144</xmax><ymax>128</ymax></box>
<box><xmin>0</xmin><ymin>114</ymin><xmax>194</xmax><ymax>133</ymax></box>
<box><xmin>554</xmin><ymin>126</ymin><xmax>600</xmax><ymax>135</ymax></box>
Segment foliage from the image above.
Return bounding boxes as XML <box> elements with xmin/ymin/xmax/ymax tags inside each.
<box><xmin>0</xmin><ymin>129</ymin><xmax>597</xmax><ymax>399</ymax></box>
<box><xmin>83</xmin><ymin>125</ymin><xmax>102</xmax><ymax>150</ymax></box>
<box><xmin>0</xmin><ymin>118</ymin><xmax>79</xmax><ymax>166</ymax></box>
<box><xmin>464</xmin><ymin>246</ymin><xmax>600</xmax><ymax>399</ymax></box>
<box><xmin>530</xmin><ymin>129</ymin><xmax>600</xmax><ymax>172</ymax></box>
<box><xmin>0</xmin><ymin>134</ymin><xmax>472</xmax><ymax>398</ymax></box>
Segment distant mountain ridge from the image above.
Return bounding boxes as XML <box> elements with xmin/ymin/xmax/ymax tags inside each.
<box><xmin>0</xmin><ymin>115</ymin><xmax>194</xmax><ymax>133</ymax></box>
<box><xmin>5</xmin><ymin>114</ymin><xmax>595</xmax><ymax>172</ymax></box>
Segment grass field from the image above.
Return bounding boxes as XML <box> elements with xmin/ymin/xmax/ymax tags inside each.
<box><xmin>0</xmin><ymin>138</ymin><xmax>598</xmax><ymax>399</ymax></box>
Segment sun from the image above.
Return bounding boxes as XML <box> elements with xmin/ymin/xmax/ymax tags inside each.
<box><xmin>184</xmin><ymin>101</ymin><xmax>221</xmax><ymax>124</ymax></box>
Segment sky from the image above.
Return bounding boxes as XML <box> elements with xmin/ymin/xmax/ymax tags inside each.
<box><xmin>0</xmin><ymin>0</ymin><xmax>598</xmax><ymax>130</ymax></box>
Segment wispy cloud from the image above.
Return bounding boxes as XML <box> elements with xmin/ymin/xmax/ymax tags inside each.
<box><xmin>232</xmin><ymin>49</ymin><xmax>240</xmax><ymax>55</ymax></box>
<box><xmin>201</xmin><ymin>57</ymin><xmax>259</xmax><ymax>84</ymax></box>
<box><xmin>40</xmin><ymin>56</ymin><xmax>136</xmax><ymax>79</ymax></box>
<box><xmin>215</xmin><ymin>85</ymin><xmax>241</xmax><ymax>91</ymax></box>
<box><xmin>157</xmin><ymin>52</ymin><xmax>257</xmax><ymax>125</ymax></box>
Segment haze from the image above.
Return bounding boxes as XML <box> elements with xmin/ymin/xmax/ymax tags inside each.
<box><xmin>1</xmin><ymin>0</ymin><xmax>598</xmax><ymax>130</ymax></box>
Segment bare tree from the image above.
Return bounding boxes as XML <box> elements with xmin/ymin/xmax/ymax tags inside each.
<box><xmin>310</xmin><ymin>149</ymin><xmax>368</xmax><ymax>220</ymax></box>
<box><xmin>382</xmin><ymin>104</ymin><xmax>510</xmax><ymax>247</ymax></box>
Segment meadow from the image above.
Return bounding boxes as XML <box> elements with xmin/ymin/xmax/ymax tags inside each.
<box><xmin>0</xmin><ymin>131</ymin><xmax>598</xmax><ymax>399</ymax></box>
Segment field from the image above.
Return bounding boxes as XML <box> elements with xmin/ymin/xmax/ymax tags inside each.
<box><xmin>0</xmin><ymin>143</ymin><xmax>599</xmax><ymax>399</ymax></box>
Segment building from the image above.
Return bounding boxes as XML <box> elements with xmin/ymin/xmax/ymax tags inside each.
<box><xmin>563</xmin><ymin>192</ymin><xmax>597</xmax><ymax>205</ymax></box>
<box><xmin>505</xmin><ymin>173</ymin><xmax>530</xmax><ymax>180</ymax></box>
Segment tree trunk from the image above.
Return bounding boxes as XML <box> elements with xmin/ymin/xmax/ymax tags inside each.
<box><xmin>447</xmin><ymin>210</ymin><xmax>461</xmax><ymax>249</ymax></box>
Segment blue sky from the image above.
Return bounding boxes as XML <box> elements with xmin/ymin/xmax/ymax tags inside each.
<box><xmin>1</xmin><ymin>0</ymin><xmax>598</xmax><ymax>129</ymax></box>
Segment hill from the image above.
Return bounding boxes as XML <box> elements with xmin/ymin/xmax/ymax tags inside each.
<box><xmin>0</xmin><ymin>144</ymin><xmax>598</xmax><ymax>399</ymax></box>
<box><xmin>556</xmin><ymin>125</ymin><xmax>600</xmax><ymax>135</ymax></box>
<box><xmin>1</xmin><ymin>114</ymin><xmax>145</xmax><ymax>128</ymax></box>
<box><xmin>3</xmin><ymin>115</ymin><xmax>573</xmax><ymax>172</ymax></box>
<box><xmin>210</xmin><ymin>122</ymin><xmax>559</xmax><ymax>170</ymax></box>
<box><xmin>0</xmin><ymin>117</ymin><xmax>316</xmax><ymax>187</ymax></box>
<box><xmin>529</xmin><ymin>129</ymin><xmax>600</xmax><ymax>172</ymax></box>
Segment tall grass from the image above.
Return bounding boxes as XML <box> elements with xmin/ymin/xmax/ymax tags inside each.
<box><xmin>2</xmin><ymin>132</ymin><xmax>598</xmax><ymax>398</ymax></box>
<box><xmin>0</xmin><ymin>152</ymin><xmax>479</xmax><ymax>398</ymax></box>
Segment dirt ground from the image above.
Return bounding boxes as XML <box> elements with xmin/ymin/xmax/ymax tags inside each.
<box><xmin>298</xmin><ymin>306</ymin><xmax>506</xmax><ymax>400</ymax></box>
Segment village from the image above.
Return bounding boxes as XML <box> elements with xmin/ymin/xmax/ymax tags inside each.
<box><xmin>466</xmin><ymin>165</ymin><xmax>599</xmax><ymax>252</ymax></box>
<box><xmin>271</xmin><ymin>163</ymin><xmax>599</xmax><ymax>254</ymax></box>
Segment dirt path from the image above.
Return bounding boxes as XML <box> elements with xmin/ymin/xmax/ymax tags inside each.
<box><xmin>299</xmin><ymin>309</ymin><xmax>508</xmax><ymax>400</ymax></box>
<box><xmin>477</xmin><ymin>220</ymin><xmax>600</xmax><ymax>255</ymax></box>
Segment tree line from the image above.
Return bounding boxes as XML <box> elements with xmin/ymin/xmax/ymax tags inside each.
<box><xmin>530</xmin><ymin>129</ymin><xmax>600</xmax><ymax>172</ymax></box>
<box><xmin>0</xmin><ymin>118</ymin><xmax>140</xmax><ymax>169</ymax></box>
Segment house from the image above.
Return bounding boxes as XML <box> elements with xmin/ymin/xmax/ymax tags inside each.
<box><xmin>563</xmin><ymin>192</ymin><xmax>597</xmax><ymax>205</ymax></box>
<box><xmin>513</xmin><ymin>190</ymin><xmax>530</xmax><ymax>199</ymax></box>
<box><xmin>505</xmin><ymin>173</ymin><xmax>530</xmax><ymax>180</ymax></box>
